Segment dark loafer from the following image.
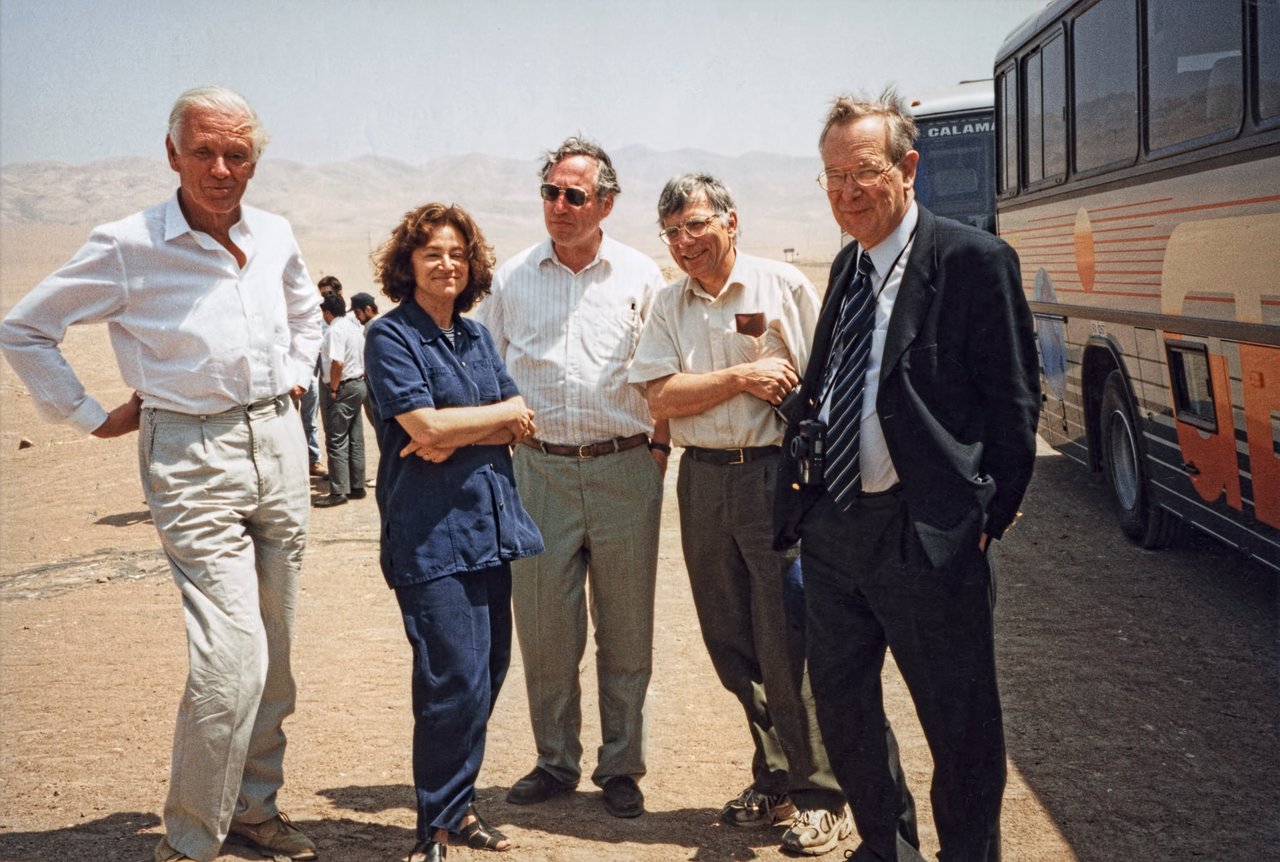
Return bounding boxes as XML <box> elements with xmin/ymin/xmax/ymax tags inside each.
<box><xmin>408</xmin><ymin>840</ymin><xmax>446</xmax><ymax>862</ymax></box>
<box><xmin>313</xmin><ymin>493</ymin><xmax>347</xmax><ymax>508</ymax></box>
<box><xmin>602</xmin><ymin>775</ymin><xmax>644</xmax><ymax>818</ymax></box>
<box><xmin>506</xmin><ymin>766</ymin><xmax>577</xmax><ymax>805</ymax></box>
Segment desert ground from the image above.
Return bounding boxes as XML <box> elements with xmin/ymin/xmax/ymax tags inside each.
<box><xmin>1</xmin><ymin>225</ymin><xmax>1276</xmax><ymax>861</ymax></box>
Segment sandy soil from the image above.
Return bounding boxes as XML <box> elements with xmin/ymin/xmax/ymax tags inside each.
<box><xmin>1</xmin><ymin>227</ymin><xmax>1276</xmax><ymax>862</ymax></box>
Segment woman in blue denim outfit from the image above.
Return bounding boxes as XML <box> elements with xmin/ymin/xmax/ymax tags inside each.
<box><xmin>366</xmin><ymin>203</ymin><xmax>544</xmax><ymax>862</ymax></box>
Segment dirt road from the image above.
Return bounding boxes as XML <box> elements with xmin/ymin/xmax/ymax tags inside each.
<box><xmin>1</xmin><ymin>381</ymin><xmax>1276</xmax><ymax>862</ymax></box>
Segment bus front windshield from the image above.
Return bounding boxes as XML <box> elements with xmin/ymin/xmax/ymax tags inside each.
<box><xmin>913</xmin><ymin>110</ymin><xmax>996</xmax><ymax>233</ymax></box>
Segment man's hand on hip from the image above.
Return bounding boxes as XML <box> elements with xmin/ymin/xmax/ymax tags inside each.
<box><xmin>92</xmin><ymin>392</ymin><xmax>142</xmax><ymax>438</ymax></box>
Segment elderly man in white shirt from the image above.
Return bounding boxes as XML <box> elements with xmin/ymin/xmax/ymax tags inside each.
<box><xmin>629</xmin><ymin>173</ymin><xmax>850</xmax><ymax>857</ymax></box>
<box><xmin>475</xmin><ymin>137</ymin><xmax>670</xmax><ymax>821</ymax></box>
<box><xmin>0</xmin><ymin>86</ymin><xmax>322</xmax><ymax>862</ymax></box>
<box><xmin>314</xmin><ymin>291</ymin><xmax>366</xmax><ymax>507</ymax></box>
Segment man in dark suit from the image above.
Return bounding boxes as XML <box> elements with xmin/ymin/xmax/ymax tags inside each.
<box><xmin>775</xmin><ymin>91</ymin><xmax>1040</xmax><ymax>862</ymax></box>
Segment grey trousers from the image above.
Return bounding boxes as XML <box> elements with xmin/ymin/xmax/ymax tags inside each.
<box><xmin>139</xmin><ymin>395</ymin><xmax>309</xmax><ymax>862</ymax></box>
<box><xmin>510</xmin><ymin>443</ymin><xmax>662</xmax><ymax>786</ymax></box>
<box><xmin>677</xmin><ymin>452</ymin><xmax>843</xmax><ymax>810</ymax></box>
<box><xmin>323</xmin><ymin>377</ymin><xmax>366</xmax><ymax>496</ymax></box>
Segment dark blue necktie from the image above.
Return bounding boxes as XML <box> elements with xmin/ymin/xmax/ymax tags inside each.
<box><xmin>824</xmin><ymin>251</ymin><xmax>876</xmax><ymax>508</ymax></box>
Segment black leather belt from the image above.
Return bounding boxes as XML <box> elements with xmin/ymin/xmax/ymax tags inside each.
<box><xmin>523</xmin><ymin>433</ymin><xmax>649</xmax><ymax>459</ymax></box>
<box><xmin>683</xmin><ymin>445</ymin><xmax>781</xmax><ymax>466</ymax></box>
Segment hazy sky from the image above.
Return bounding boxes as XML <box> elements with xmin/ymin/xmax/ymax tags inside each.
<box><xmin>0</xmin><ymin>0</ymin><xmax>1045</xmax><ymax>167</ymax></box>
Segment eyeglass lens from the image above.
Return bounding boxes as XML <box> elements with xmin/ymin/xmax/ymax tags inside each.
<box><xmin>659</xmin><ymin>217</ymin><xmax>717</xmax><ymax>245</ymax></box>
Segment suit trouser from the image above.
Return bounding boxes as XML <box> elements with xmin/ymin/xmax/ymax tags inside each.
<box><xmin>139</xmin><ymin>395</ymin><xmax>308</xmax><ymax>862</ymax></box>
<box><xmin>395</xmin><ymin>564</ymin><xmax>512</xmax><ymax>841</ymax></box>
<box><xmin>323</xmin><ymin>377</ymin><xmax>366</xmax><ymax>496</ymax></box>
<box><xmin>799</xmin><ymin>488</ymin><xmax>1005</xmax><ymax>862</ymax></box>
<box><xmin>510</xmin><ymin>443</ymin><xmax>661</xmax><ymax>786</ymax></box>
<box><xmin>677</xmin><ymin>453</ymin><xmax>843</xmax><ymax>810</ymax></box>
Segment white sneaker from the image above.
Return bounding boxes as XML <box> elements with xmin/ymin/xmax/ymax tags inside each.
<box><xmin>780</xmin><ymin>805</ymin><xmax>853</xmax><ymax>856</ymax></box>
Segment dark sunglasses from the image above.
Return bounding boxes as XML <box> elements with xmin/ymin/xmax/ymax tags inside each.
<box><xmin>540</xmin><ymin>183</ymin><xmax>589</xmax><ymax>207</ymax></box>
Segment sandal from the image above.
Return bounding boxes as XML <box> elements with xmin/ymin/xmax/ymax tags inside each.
<box><xmin>457</xmin><ymin>803</ymin><xmax>510</xmax><ymax>851</ymax></box>
<box><xmin>408</xmin><ymin>839</ymin><xmax>446</xmax><ymax>862</ymax></box>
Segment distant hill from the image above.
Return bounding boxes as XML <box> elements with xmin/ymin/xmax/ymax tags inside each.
<box><xmin>0</xmin><ymin>147</ymin><xmax>840</xmax><ymax>263</ymax></box>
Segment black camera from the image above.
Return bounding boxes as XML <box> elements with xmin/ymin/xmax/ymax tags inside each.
<box><xmin>790</xmin><ymin>419</ymin><xmax>826</xmax><ymax>487</ymax></box>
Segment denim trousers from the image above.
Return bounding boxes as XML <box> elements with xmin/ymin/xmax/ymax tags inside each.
<box><xmin>138</xmin><ymin>395</ymin><xmax>308</xmax><ymax>861</ymax></box>
<box><xmin>395</xmin><ymin>564</ymin><xmax>512</xmax><ymax>839</ymax></box>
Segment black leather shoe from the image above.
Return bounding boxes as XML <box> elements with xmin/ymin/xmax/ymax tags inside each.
<box><xmin>313</xmin><ymin>493</ymin><xmax>348</xmax><ymax>508</ymax></box>
<box><xmin>348</xmin><ymin>487</ymin><xmax>368</xmax><ymax>500</ymax></box>
<box><xmin>602</xmin><ymin>775</ymin><xmax>644</xmax><ymax>818</ymax></box>
<box><xmin>408</xmin><ymin>839</ymin><xmax>446</xmax><ymax>862</ymax></box>
<box><xmin>505</xmin><ymin>766</ymin><xmax>577</xmax><ymax>805</ymax></box>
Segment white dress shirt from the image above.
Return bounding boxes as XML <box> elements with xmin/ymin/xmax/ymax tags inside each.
<box><xmin>629</xmin><ymin>252</ymin><xmax>819</xmax><ymax>449</ymax></box>
<box><xmin>322</xmin><ymin>314</ymin><xmax>365</xmax><ymax>381</ymax></box>
<box><xmin>475</xmin><ymin>233</ymin><xmax>665</xmax><ymax>445</ymax></box>
<box><xmin>0</xmin><ymin>194</ymin><xmax>322</xmax><ymax>434</ymax></box>
<box><xmin>820</xmin><ymin>201</ymin><xmax>919</xmax><ymax>493</ymax></box>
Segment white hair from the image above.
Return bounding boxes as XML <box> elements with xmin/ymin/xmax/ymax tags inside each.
<box><xmin>167</xmin><ymin>85</ymin><xmax>269</xmax><ymax>160</ymax></box>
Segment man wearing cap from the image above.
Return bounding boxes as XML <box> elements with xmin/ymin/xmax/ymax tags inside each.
<box><xmin>350</xmin><ymin>292</ymin><xmax>379</xmax><ymax>328</ymax></box>
<box><xmin>349</xmin><ymin>292</ymin><xmax>380</xmax><ymax>427</ymax></box>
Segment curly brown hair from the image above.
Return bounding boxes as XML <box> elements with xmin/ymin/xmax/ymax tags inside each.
<box><xmin>372</xmin><ymin>203</ymin><xmax>496</xmax><ymax>314</ymax></box>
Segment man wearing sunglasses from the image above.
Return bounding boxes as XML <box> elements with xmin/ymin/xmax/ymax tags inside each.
<box><xmin>475</xmin><ymin>137</ymin><xmax>670</xmax><ymax>820</ymax></box>
<box><xmin>629</xmin><ymin>173</ymin><xmax>851</xmax><ymax>856</ymax></box>
<box><xmin>775</xmin><ymin>90</ymin><xmax>1040</xmax><ymax>862</ymax></box>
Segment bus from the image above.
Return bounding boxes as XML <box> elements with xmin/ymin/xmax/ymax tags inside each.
<box><xmin>909</xmin><ymin>80</ymin><xmax>997</xmax><ymax>233</ymax></box>
<box><xmin>994</xmin><ymin>0</ymin><xmax>1280</xmax><ymax>571</ymax></box>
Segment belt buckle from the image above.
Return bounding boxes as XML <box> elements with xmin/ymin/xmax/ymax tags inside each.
<box><xmin>577</xmin><ymin>443</ymin><xmax>595</xmax><ymax>459</ymax></box>
<box><xmin>728</xmin><ymin>448</ymin><xmax>746</xmax><ymax>466</ymax></box>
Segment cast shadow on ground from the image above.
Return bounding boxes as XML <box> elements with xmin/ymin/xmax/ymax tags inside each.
<box><xmin>319</xmin><ymin>783</ymin><xmax>784</xmax><ymax>860</ymax></box>
<box><xmin>0</xmin><ymin>811</ymin><xmax>160</xmax><ymax>862</ymax></box>
<box><xmin>0</xmin><ymin>812</ymin><xmax>386</xmax><ymax>862</ymax></box>
<box><xmin>997</xmin><ymin>452</ymin><xmax>1280</xmax><ymax>860</ymax></box>
<box><xmin>94</xmin><ymin>510</ymin><xmax>152</xmax><ymax>527</ymax></box>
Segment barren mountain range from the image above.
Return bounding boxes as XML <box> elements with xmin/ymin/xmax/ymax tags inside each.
<box><xmin>0</xmin><ymin>146</ymin><xmax>841</xmax><ymax>272</ymax></box>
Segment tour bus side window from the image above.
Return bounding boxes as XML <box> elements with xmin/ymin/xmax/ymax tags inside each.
<box><xmin>1256</xmin><ymin>0</ymin><xmax>1280</xmax><ymax>124</ymax></box>
<box><xmin>998</xmin><ymin>67</ymin><xmax>1019</xmax><ymax>195</ymax></box>
<box><xmin>1146</xmin><ymin>0</ymin><xmax>1243</xmax><ymax>153</ymax></box>
<box><xmin>1073</xmin><ymin>0</ymin><xmax>1138</xmax><ymax>174</ymax></box>
<box><xmin>1023</xmin><ymin>32</ymin><xmax>1067</xmax><ymax>185</ymax></box>
<box><xmin>1166</xmin><ymin>342</ymin><xmax>1218</xmax><ymax>433</ymax></box>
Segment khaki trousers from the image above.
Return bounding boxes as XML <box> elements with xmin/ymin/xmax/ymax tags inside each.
<box><xmin>510</xmin><ymin>443</ymin><xmax>662</xmax><ymax>786</ymax></box>
<box><xmin>139</xmin><ymin>395</ymin><xmax>309</xmax><ymax>861</ymax></box>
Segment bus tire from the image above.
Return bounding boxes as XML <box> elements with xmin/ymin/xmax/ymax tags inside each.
<box><xmin>1099</xmin><ymin>369</ymin><xmax>1177</xmax><ymax>549</ymax></box>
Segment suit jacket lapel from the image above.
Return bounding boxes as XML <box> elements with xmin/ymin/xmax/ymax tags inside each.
<box><xmin>881</xmin><ymin>206</ymin><xmax>938</xmax><ymax>382</ymax></box>
<box><xmin>800</xmin><ymin>243</ymin><xmax>858</xmax><ymax>410</ymax></box>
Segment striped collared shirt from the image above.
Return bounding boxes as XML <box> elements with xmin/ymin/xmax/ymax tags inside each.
<box><xmin>475</xmin><ymin>233</ymin><xmax>665</xmax><ymax>445</ymax></box>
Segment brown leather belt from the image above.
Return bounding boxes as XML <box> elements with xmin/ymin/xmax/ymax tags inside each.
<box><xmin>683</xmin><ymin>445</ymin><xmax>781</xmax><ymax>466</ymax></box>
<box><xmin>523</xmin><ymin>433</ymin><xmax>649</xmax><ymax>459</ymax></box>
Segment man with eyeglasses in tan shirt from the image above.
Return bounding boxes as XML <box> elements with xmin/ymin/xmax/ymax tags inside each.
<box><xmin>628</xmin><ymin>172</ymin><xmax>851</xmax><ymax>856</ymax></box>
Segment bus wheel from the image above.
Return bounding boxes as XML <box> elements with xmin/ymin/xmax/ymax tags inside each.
<box><xmin>1100</xmin><ymin>370</ymin><xmax>1177</xmax><ymax>549</ymax></box>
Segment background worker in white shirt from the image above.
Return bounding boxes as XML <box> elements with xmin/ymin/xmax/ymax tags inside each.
<box><xmin>0</xmin><ymin>86</ymin><xmax>322</xmax><ymax>862</ymax></box>
<box><xmin>314</xmin><ymin>291</ymin><xmax>367</xmax><ymax>507</ymax></box>
<box><xmin>475</xmin><ymin>136</ymin><xmax>670</xmax><ymax>821</ymax></box>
